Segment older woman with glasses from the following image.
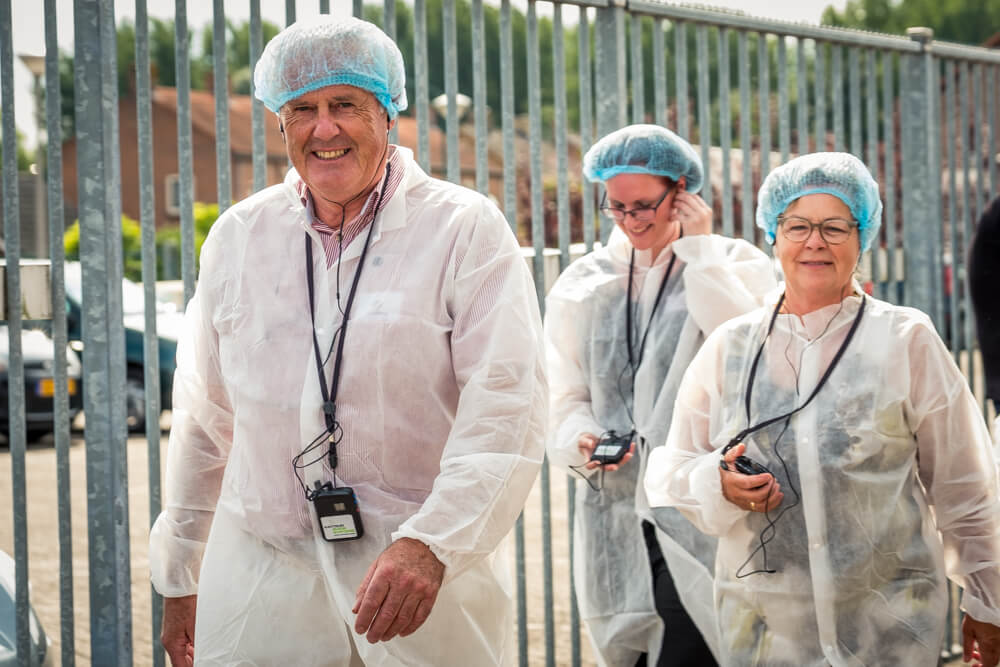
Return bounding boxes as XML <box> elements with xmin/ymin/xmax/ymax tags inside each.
<box><xmin>545</xmin><ymin>124</ymin><xmax>776</xmax><ymax>666</ymax></box>
<box><xmin>645</xmin><ymin>152</ymin><xmax>1000</xmax><ymax>666</ymax></box>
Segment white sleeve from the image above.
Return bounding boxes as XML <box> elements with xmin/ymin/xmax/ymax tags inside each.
<box><xmin>542</xmin><ymin>282</ymin><xmax>603</xmax><ymax>474</ymax></box>
<box><xmin>645</xmin><ymin>325</ymin><xmax>750</xmax><ymax>536</ymax></box>
<box><xmin>393</xmin><ymin>201</ymin><xmax>547</xmax><ymax>582</ymax></box>
<box><xmin>672</xmin><ymin>235</ymin><xmax>776</xmax><ymax>337</ymax></box>
<box><xmin>148</xmin><ymin>232</ymin><xmax>234</xmax><ymax>598</ymax></box>
<box><xmin>907</xmin><ymin>317</ymin><xmax>1000</xmax><ymax>626</ymax></box>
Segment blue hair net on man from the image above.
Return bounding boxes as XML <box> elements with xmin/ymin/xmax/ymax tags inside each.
<box><xmin>253</xmin><ymin>16</ymin><xmax>407</xmax><ymax>119</ymax></box>
<box><xmin>583</xmin><ymin>124</ymin><xmax>704</xmax><ymax>194</ymax></box>
<box><xmin>756</xmin><ymin>152</ymin><xmax>883</xmax><ymax>252</ymax></box>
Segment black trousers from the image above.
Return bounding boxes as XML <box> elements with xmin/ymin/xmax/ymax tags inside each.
<box><xmin>636</xmin><ymin>520</ymin><xmax>717</xmax><ymax>667</ymax></box>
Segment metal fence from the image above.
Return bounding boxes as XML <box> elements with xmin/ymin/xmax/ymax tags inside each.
<box><xmin>2</xmin><ymin>0</ymin><xmax>999</xmax><ymax>665</ymax></box>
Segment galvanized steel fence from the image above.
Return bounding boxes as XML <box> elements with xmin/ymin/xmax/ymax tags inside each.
<box><xmin>2</xmin><ymin>0</ymin><xmax>999</xmax><ymax>665</ymax></box>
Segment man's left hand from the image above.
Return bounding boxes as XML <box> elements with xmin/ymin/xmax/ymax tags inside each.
<box><xmin>963</xmin><ymin>614</ymin><xmax>1000</xmax><ymax>667</ymax></box>
<box><xmin>672</xmin><ymin>191</ymin><xmax>712</xmax><ymax>237</ymax></box>
<box><xmin>353</xmin><ymin>537</ymin><xmax>446</xmax><ymax>643</ymax></box>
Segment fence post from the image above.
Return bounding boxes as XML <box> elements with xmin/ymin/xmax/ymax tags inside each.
<box><xmin>900</xmin><ymin>27</ymin><xmax>941</xmax><ymax>324</ymax></box>
<box><xmin>73</xmin><ymin>0</ymin><xmax>133</xmax><ymax>664</ymax></box>
<box><xmin>593</xmin><ymin>1</ymin><xmax>625</xmax><ymax>242</ymax></box>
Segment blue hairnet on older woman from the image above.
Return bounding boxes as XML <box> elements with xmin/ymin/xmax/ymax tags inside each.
<box><xmin>545</xmin><ymin>124</ymin><xmax>776</xmax><ymax>666</ymax></box>
<box><xmin>646</xmin><ymin>151</ymin><xmax>1000</xmax><ymax>667</ymax></box>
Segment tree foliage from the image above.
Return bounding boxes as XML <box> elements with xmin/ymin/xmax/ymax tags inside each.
<box><xmin>821</xmin><ymin>0</ymin><xmax>1000</xmax><ymax>45</ymax></box>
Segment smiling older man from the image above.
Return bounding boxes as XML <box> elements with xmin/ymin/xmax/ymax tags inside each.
<box><xmin>149</xmin><ymin>16</ymin><xmax>547</xmax><ymax>666</ymax></box>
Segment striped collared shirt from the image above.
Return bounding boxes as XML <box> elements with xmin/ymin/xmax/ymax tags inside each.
<box><xmin>297</xmin><ymin>146</ymin><xmax>405</xmax><ymax>268</ymax></box>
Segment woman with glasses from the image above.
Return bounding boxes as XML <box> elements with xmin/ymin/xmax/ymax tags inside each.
<box><xmin>545</xmin><ymin>124</ymin><xmax>776</xmax><ymax>666</ymax></box>
<box><xmin>645</xmin><ymin>152</ymin><xmax>1000</xmax><ymax>666</ymax></box>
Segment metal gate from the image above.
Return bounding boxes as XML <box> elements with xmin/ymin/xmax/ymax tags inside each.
<box><xmin>2</xmin><ymin>0</ymin><xmax>998</xmax><ymax>665</ymax></box>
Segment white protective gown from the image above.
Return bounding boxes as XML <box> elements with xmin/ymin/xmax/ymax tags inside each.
<box><xmin>545</xmin><ymin>227</ymin><xmax>776</xmax><ymax>666</ymax></box>
<box><xmin>149</xmin><ymin>147</ymin><xmax>547</xmax><ymax>666</ymax></box>
<box><xmin>645</xmin><ymin>287</ymin><xmax>1000</xmax><ymax>666</ymax></box>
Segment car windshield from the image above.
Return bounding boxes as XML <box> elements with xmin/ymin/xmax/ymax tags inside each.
<box><xmin>63</xmin><ymin>263</ymin><xmax>167</xmax><ymax>315</ymax></box>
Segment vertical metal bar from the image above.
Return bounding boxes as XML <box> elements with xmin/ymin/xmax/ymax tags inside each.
<box><xmin>720</xmin><ymin>28</ymin><xmax>733</xmax><ymax>237</ymax></box>
<box><xmin>384</xmin><ymin>0</ymin><xmax>398</xmax><ymax>145</ymax></box>
<box><xmin>865</xmin><ymin>50</ymin><xmax>880</xmax><ymax>301</ymax></box>
<box><xmin>472</xmin><ymin>0</ymin><xmax>488</xmax><ymax>195</ymax></box>
<box><xmin>43</xmin><ymin>0</ymin><xmax>75</xmax><ymax>662</ymax></box>
<box><xmin>443</xmin><ymin>0</ymin><xmax>460</xmax><ymax>182</ymax></box>
<box><xmin>250</xmin><ymin>0</ymin><xmax>266</xmax><ymax>193</ymax></box>
<box><xmin>758</xmin><ymin>32</ymin><xmax>771</xmax><ymax>183</ymax></box>
<box><xmin>135</xmin><ymin>1</ymin><xmax>163</xmax><ymax>665</ymax></box>
<box><xmin>796</xmin><ymin>38</ymin><xmax>807</xmax><ymax>154</ymax></box>
<box><xmin>900</xmin><ymin>42</ymin><xmax>936</xmax><ymax>319</ymax></box>
<box><xmin>554</xmin><ymin>5</ymin><xmax>570</xmax><ymax>272</ymax></box>
<box><xmin>739</xmin><ymin>31</ymin><xmax>752</xmax><ymax>242</ymax></box>
<box><xmin>883</xmin><ymin>52</ymin><xmax>897</xmax><ymax>304</ymax></box>
<box><xmin>500</xmin><ymin>0</ymin><xmax>517</xmax><ymax>236</ymax></box>
<box><xmin>526</xmin><ymin>6</ymin><xmax>554</xmax><ymax>664</ymax></box>
<box><xmin>973</xmin><ymin>64</ymin><xmax>985</xmax><ymax>224</ymax></box>
<box><xmin>814</xmin><ymin>42</ymin><xmax>826</xmax><ymax>151</ymax></box>
<box><xmin>614</xmin><ymin>8</ymin><xmax>627</xmax><ymax>128</ymax></box>
<box><xmin>946</xmin><ymin>59</ymin><xmax>961</xmax><ymax>356</ymax></box>
<box><xmin>176</xmin><ymin>0</ymin><xmax>196</xmax><ymax>304</ymax></box>
<box><xmin>832</xmin><ymin>45</ymin><xmax>844</xmax><ymax>153</ymax></box>
<box><xmin>675</xmin><ymin>21</ymin><xmax>689</xmax><ymax>140</ymax></box>
<box><xmin>653</xmin><ymin>18</ymin><xmax>667</xmax><ymax>128</ymax></box>
<box><xmin>778</xmin><ymin>37</ymin><xmax>790</xmax><ymax>162</ymax></box>
<box><xmin>579</xmin><ymin>8</ymin><xmax>595</xmax><ymax>253</ymax></box>
<box><xmin>595</xmin><ymin>6</ymin><xmax>624</xmax><ymax>242</ymax></box>
<box><xmin>960</xmin><ymin>61</ymin><xmax>975</xmax><ymax>361</ymax></box>
<box><xmin>213</xmin><ymin>0</ymin><xmax>231</xmax><ymax>212</ymax></box>
<box><xmin>989</xmin><ymin>67</ymin><xmax>997</xmax><ymax>199</ymax></box>
<box><xmin>75</xmin><ymin>0</ymin><xmax>133</xmax><ymax>661</ymax></box>
<box><xmin>1</xmin><ymin>0</ymin><xmax>29</xmax><ymax>661</ymax></box>
<box><xmin>696</xmin><ymin>24</ymin><xmax>711</xmax><ymax>211</ymax></box>
<box><xmin>414</xmin><ymin>0</ymin><xmax>430</xmax><ymax>172</ymax></box>
<box><xmin>930</xmin><ymin>53</ymin><xmax>944</xmax><ymax>342</ymax></box>
<box><xmin>286</xmin><ymin>0</ymin><xmax>295</xmax><ymax>25</ymax></box>
<box><xmin>631</xmin><ymin>14</ymin><xmax>645</xmax><ymax>124</ymax></box>
<box><xmin>320</xmin><ymin>0</ymin><xmax>329</xmax><ymax>14</ymax></box>
<box><xmin>352</xmin><ymin>0</ymin><xmax>361</xmax><ymax>18</ymax></box>
<box><xmin>849</xmin><ymin>47</ymin><xmax>862</xmax><ymax>157</ymax></box>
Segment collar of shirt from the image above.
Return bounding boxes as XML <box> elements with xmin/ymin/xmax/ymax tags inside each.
<box><xmin>297</xmin><ymin>146</ymin><xmax>404</xmax><ymax>267</ymax></box>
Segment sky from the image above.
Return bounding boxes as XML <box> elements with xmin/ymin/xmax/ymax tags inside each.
<box><xmin>7</xmin><ymin>0</ymin><xmax>848</xmax><ymax>150</ymax></box>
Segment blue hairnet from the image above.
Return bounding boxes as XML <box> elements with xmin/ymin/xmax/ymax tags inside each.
<box><xmin>582</xmin><ymin>124</ymin><xmax>704</xmax><ymax>194</ymax></box>
<box><xmin>756</xmin><ymin>152</ymin><xmax>883</xmax><ymax>252</ymax></box>
<box><xmin>254</xmin><ymin>16</ymin><xmax>407</xmax><ymax>119</ymax></box>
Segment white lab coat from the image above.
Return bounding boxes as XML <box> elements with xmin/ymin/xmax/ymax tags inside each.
<box><xmin>149</xmin><ymin>147</ymin><xmax>547</xmax><ymax>665</ymax></box>
<box><xmin>646</xmin><ymin>288</ymin><xmax>1000</xmax><ymax>666</ymax></box>
<box><xmin>545</xmin><ymin>227</ymin><xmax>775</xmax><ymax>666</ymax></box>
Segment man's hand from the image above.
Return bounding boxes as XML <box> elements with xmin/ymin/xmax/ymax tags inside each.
<box><xmin>719</xmin><ymin>442</ymin><xmax>782</xmax><ymax>513</ymax></box>
<box><xmin>353</xmin><ymin>538</ymin><xmax>445</xmax><ymax>643</ymax></box>
<box><xmin>577</xmin><ymin>432</ymin><xmax>635</xmax><ymax>472</ymax></box>
<box><xmin>672</xmin><ymin>190</ymin><xmax>713</xmax><ymax>237</ymax></box>
<box><xmin>162</xmin><ymin>594</ymin><xmax>197</xmax><ymax>667</ymax></box>
<box><xmin>963</xmin><ymin>614</ymin><xmax>1000</xmax><ymax>667</ymax></box>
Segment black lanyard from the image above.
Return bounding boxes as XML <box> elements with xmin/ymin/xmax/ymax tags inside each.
<box><xmin>724</xmin><ymin>292</ymin><xmax>867</xmax><ymax>451</ymax></box>
<box><xmin>625</xmin><ymin>233</ymin><xmax>681</xmax><ymax>370</ymax></box>
<box><xmin>304</xmin><ymin>164</ymin><xmax>390</xmax><ymax>456</ymax></box>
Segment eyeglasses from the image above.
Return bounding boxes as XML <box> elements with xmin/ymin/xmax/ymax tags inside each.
<box><xmin>778</xmin><ymin>216</ymin><xmax>857</xmax><ymax>245</ymax></box>
<box><xmin>600</xmin><ymin>187</ymin><xmax>673</xmax><ymax>223</ymax></box>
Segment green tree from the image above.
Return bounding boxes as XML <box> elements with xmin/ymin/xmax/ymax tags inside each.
<box><xmin>64</xmin><ymin>213</ymin><xmax>144</xmax><ymax>282</ymax></box>
<box><xmin>821</xmin><ymin>0</ymin><xmax>1000</xmax><ymax>45</ymax></box>
<box><xmin>197</xmin><ymin>18</ymin><xmax>282</xmax><ymax>94</ymax></box>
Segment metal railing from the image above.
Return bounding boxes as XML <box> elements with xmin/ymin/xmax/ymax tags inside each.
<box><xmin>2</xmin><ymin>0</ymin><xmax>998</xmax><ymax>665</ymax></box>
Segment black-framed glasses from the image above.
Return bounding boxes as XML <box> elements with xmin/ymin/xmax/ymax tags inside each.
<box><xmin>600</xmin><ymin>187</ymin><xmax>673</xmax><ymax>223</ymax></box>
<box><xmin>778</xmin><ymin>215</ymin><xmax>857</xmax><ymax>245</ymax></box>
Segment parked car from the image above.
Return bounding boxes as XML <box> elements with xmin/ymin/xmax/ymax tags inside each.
<box><xmin>63</xmin><ymin>262</ymin><xmax>183</xmax><ymax>432</ymax></box>
<box><xmin>0</xmin><ymin>550</ymin><xmax>53</xmax><ymax>666</ymax></box>
<box><xmin>0</xmin><ymin>326</ymin><xmax>83</xmax><ymax>441</ymax></box>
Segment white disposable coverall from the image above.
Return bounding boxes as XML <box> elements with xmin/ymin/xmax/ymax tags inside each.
<box><xmin>645</xmin><ymin>288</ymin><xmax>1000</xmax><ymax>666</ymax></box>
<box><xmin>149</xmin><ymin>147</ymin><xmax>547</xmax><ymax>666</ymax></box>
<box><xmin>544</xmin><ymin>227</ymin><xmax>776</xmax><ymax>666</ymax></box>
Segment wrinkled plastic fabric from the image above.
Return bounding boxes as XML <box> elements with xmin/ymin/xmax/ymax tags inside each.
<box><xmin>582</xmin><ymin>124</ymin><xmax>705</xmax><ymax>193</ymax></box>
<box><xmin>545</xmin><ymin>228</ymin><xmax>776</xmax><ymax>666</ymax></box>
<box><xmin>149</xmin><ymin>147</ymin><xmax>546</xmax><ymax>665</ymax></box>
<box><xmin>755</xmin><ymin>152</ymin><xmax>883</xmax><ymax>251</ymax></box>
<box><xmin>253</xmin><ymin>16</ymin><xmax>407</xmax><ymax>117</ymax></box>
<box><xmin>646</xmin><ymin>289</ymin><xmax>1000</xmax><ymax>666</ymax></box>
